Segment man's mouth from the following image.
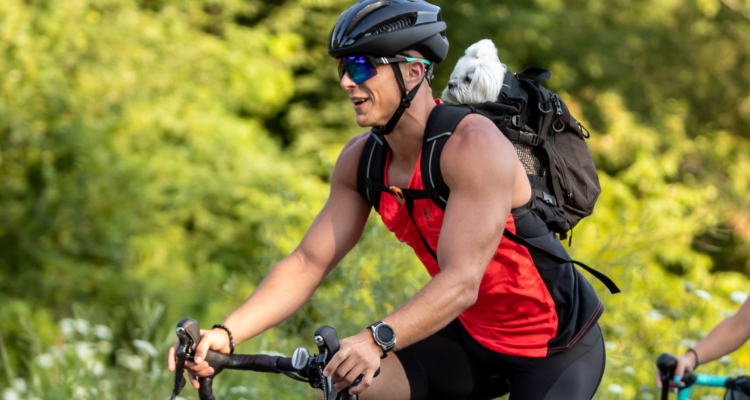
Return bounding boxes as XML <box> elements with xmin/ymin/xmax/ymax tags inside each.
<box><xmin>352</xmin><ymin>98</ymin><xmax>369</xmax><ymax>107</ymax></box>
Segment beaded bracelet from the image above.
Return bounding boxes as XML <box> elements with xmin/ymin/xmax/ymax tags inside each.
<box><xmin>687</xmin><ymin>348</ymin><xmax>700</xmax><ymax>370</ymax></box>
<box><xmin>212</xmin><ymin>324</ymin><xmax>236</xmax><ymax>354</ymax></box>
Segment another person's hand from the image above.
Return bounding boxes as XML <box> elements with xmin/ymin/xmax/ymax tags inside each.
<box><xmin>323</xmin><ymin>330</ymin><xmax>383</xmax><ymax>395</ymax></box>
<box><xmin>655</xmin><ymin>351</ymin><xmax>698</xmax><ymax>391</ymax></box>
<box><xmin>166</xmin><ymin>328</ymin><xmax>233</xmax><ymax>389</ymax></box>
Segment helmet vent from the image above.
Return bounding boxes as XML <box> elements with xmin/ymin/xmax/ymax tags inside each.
<box><xmin>367</xmin><ymin>15</ymin><xmax>416</xmax><ymax>36</ymax></box>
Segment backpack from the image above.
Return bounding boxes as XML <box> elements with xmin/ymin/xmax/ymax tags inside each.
<box><xmin>475</xmin><ymin>67</ymin><xmax>601</xmax><ymax>240</ymax></box>
<box><xmin>355</xmin><ymin>67</ymin><xmax>618</xmax><ymax>294</ymax></box>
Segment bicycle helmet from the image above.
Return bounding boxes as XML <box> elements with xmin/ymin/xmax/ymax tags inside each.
<box><xmin>328</xmin><ymin>0</ymin><xmax>449</xmax><ymax>134</ymax></box>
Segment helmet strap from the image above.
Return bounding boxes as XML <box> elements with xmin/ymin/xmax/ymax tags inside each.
<box><xmin>372</xmin><ymin>63</ymin><xmax>426</xmax><ymax>135</ymax></box>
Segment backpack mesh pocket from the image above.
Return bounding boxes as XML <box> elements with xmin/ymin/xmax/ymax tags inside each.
<box><xmin>513</xmin><ymin>141</ymin><xmax>548</xmax><ymax>177</ymax></box>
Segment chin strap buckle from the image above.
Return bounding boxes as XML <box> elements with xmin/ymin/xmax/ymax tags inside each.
<box><xmin>401</xmin><ymin>97</ymin><xmax>412</xmax><ymax>108</ymax></box>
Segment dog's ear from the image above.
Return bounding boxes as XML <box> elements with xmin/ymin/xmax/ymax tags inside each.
<box><xmin>466</xmin><ymin>39</ymin><xmax>500</xmax><ymax>61</ymax></box>
<box><xmin>467</xmin><ymin>62</ymin><xmax>506</xmax><ymax>104</ymax></box>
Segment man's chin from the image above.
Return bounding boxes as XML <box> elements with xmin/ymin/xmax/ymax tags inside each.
<box><xmin>355</xmin><ymin>116</ymin><xmax>381</xmax><ymax>128</ymax></box>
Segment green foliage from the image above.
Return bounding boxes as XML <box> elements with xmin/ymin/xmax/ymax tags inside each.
<box><xmin>3</xmin><ymin>0</ymin><xmax>750</xmax><ymax>399</ymax></box>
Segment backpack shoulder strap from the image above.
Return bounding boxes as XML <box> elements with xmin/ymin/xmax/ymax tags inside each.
<box><xmin>356</xmin><ymin>132</ymin><xmax>390</xmax><ymax>213</ymax></box>
<box><xmin>420</xmin><ymin>104</ymin><xmax>477</xmax><ymax>210</ymax></box>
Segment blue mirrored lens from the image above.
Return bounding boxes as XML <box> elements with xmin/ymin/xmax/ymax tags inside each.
<box><xmin>337</xmin><ymin>56</ymin><xmax>377</xmax><ymax>85</ymax></box>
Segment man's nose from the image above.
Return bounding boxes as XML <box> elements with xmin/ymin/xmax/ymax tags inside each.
<box><xmin>340</xmin><ymin>71</ymin><xmax>356</xmax><ymax>89</ymax></box>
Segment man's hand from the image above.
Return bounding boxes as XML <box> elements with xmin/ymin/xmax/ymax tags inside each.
<box><xmin>166</xmin><ymin>328</ymin><xmax>232</xmax><ymax>389</ymax></box>
<box><xmin>323</xmin><ymin>330</ymin><xmax>383</xmax><ymax>395</ymax></box>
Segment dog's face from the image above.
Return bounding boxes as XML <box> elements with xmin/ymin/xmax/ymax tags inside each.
<box><xmin>441</xmin><ymin>39</ymin><xmax>507</xmax><ymax>105</ymax></box>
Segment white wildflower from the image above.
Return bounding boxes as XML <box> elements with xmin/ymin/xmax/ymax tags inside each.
<box><xmin>73</xmin><ymin>386</ymin><xmax>87</xmax><ymax>399</ymax></box>
<box><xmin>695</xmin><ymin>290</ymin><xmax>712</xmax><ymax>300</ymax></box>
<box><xmin>118</xmin><ymin>354</ymin><xmax>143</xmax><ymax>370</ymax></box>
<box><xmin>75</xmin><ymin>319</ymin><xmax>90</xmax><ymax>335</ymax></box>
<box><xmin>229</xmin><ymin>387</ymin><xmax>250</xmax><ymax>394</ymax></box>
<box><xmin>720</xmin><ymin>310</ymin><xmax>735</xmax><ymax>318</ymax></box>
<box><xmin>700</xmin><ymin>396</ymin><xmax>720</xmax><ymax>400</ymax></box>
<box><xmin>680</xmin><ymin>339</ymin><xmax>698</xmax><ymax>348</ymax></box>
<box><xmin>625</xmin><ymin>366</ymin><xmax>635</xmax><ymax>375</ymax></box>
<box><xmin>75</xmin><ymin>342</ymin><xmax>95</xmax><ymax>362</ymax></box>
<box><xmin>36</xmin><ymin>354</ymin><xmax>55</xmax><ymax>369</ymax></box>
<box><xmin>605</xmin><ymin>341</ymin><xmax>616</xmax><ymax>350</ymax></box>
<box><xmin>608</xmin><ymin>384</ymin><xmax>624</xmax><ymax>394</ymax></box>
<box><xmin>731</xmin><ymin>291</ymin><xmax>748</xmax><ymax>304</ymax></box>
<box><xmin>133</xmin><ymin>340</ymin><xmax>158</xmax><ymax>358</ymax></box>
<box><xmin>89</xmin><ymin>360</ymin><xmax>105</xmax><ymax>376</ymax></box>
<box><xmin>2</xmin><ymin>389</ymin><xmax>19</xmax><ymax>400</ymax></box>
<box><xmin>12</xmin><ymin>379</ymin><xmax>26</xmax><ymax>393</ymax></box>
<box><xmin>94</xmin><ymin>325</ymin><xmax>112</xmax><ymax>340</ymax></box>
<box><xmin>648</xmin><ymin>311</ymin><xmax>663</xmax><ymax>321</ymax></box>
<box><xmin>720</xmin><ymin>355</ymin><xmax>732</xmax><ymax>364</ymax></box>
<box><xmin>98</xmin><ymin>341</ymin><xmax>112</xmax><ymax>354</ymax></box>
<box><xmin>60</xmin><ymin>319</ymin><xmax>76</xmax><ymax>337</ymax></box>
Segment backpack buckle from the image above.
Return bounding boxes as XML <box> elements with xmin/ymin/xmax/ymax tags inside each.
<box><xmin>519</xmin><ymin>131</ymin><xmax>542</xmax><ymax>146</ymax></box>
<box><xmin>542</xmin><ymin>191</ymin><xmax>558</xmax><ymax>206</ymax></box>
<box><xmin>511</xmin><ymin>115</ymin><xmax>522</xmax><ymax>127</ymax></box>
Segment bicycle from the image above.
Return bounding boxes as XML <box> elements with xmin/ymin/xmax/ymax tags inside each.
<box><xmin>657</xmin><ymin>353</ymin><xmax>750</xmax><ymax>400</ymax></box>
<box><xmin>169</xmin><ymin>318</ymin><xmax>379</xmax><ymax>400</ymax></box>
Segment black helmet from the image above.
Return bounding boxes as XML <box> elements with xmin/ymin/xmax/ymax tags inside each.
<box><xmin>328</xmin><ymin>0</ymin><xmax>448</xmax><ymax>63</ymax></box>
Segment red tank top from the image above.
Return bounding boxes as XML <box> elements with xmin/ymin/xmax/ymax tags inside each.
<box><xmin>379</xmin><ymin>152</ymin><xmax>560</xmax><ymax>357</ymax></box>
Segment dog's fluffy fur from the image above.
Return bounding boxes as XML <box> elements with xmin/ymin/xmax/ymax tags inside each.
<box><xmin>441</xmin><ymin>39</ymin><xmax>507</xmax><ymax>105</ymax></box>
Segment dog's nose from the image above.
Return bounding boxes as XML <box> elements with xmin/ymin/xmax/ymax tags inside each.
<box><xmin>448</xmin><ymin>83</ymin><xmax>456</xmax><ymax>89</ymax></box>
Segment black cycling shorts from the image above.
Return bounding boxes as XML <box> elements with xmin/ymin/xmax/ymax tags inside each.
<box><xmin>393</xmin><ymin>320</ymin><xmax>605</xmax><ymax>400</ymax></box>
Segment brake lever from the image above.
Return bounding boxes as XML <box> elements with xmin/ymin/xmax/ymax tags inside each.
<box><xmin>170</xmin><ymin>318</ymin><xmax>202</xmax><ymax>400</ymax></box>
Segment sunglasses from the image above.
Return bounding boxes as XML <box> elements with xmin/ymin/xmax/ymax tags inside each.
<box><xmin>337</xmin><ymin>55</ymin><xmax>432</xmax><ymax>85</ymax></box>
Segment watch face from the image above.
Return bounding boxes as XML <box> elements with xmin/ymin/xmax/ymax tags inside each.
<box><xmin>376</xmin><ymin>324</ymin><xmax>395</xmax><ymax>345</ymax></box>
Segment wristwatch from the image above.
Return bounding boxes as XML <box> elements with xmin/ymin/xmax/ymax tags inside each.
<box><xmin>368</xmin><ymin>321</ymin><xmax>396</xmax><ymax>358</ymax></box>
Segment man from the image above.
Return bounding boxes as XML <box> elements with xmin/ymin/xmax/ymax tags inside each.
<box><xmin>169</xmin><ymin>1</ymin><xmax>606</xmax><ymax>398</ymax></box>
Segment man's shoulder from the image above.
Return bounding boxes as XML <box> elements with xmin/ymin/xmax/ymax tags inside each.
<box><xmin>331</xmin><ymin>131</ymin><xmax>372</xmax><ymax>188</ymax></box>
<box><xmin>340</xmin><ymin>131</ymin><xmax>372</xmax><ymax>162</ymax></box>
<box><xmin>452</xmin><ymin>112</ymin><xmax>501</xmax><ymax>138</ymax></box>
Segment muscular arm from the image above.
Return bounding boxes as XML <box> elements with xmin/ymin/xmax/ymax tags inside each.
<box><xmin>221</xmin><ymin>133</ymin><xmax>372</xmax><ymax>344</ymax></box>
<box><xmin>384</xmin><ymin>115</ymin><xmax>527</xmax><ymax>348</ymax></box>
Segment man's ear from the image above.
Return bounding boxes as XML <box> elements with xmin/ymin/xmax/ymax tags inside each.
<box><xmin>405</xmin><ymin>61</ymin><xmax>427</xmax><ymax>89</ymax></box>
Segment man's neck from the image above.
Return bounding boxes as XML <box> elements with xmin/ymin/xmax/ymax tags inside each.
<box><xmin>383</xmin><ymin>92</ymin><xmax>436</xmax><ymax>166</ymax></box>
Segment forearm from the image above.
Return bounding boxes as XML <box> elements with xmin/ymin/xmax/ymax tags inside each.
<box><xmin>693</xmin><ymin>315</ymin><xmax>750</xmax><ymax>365</ymax></box>
<box><xmin>383</xmin><ymin>271</ymin><xmax>477</xmax><ymax>350</ymax></box>
<box><xmin>222</xmin><ymin>251</ymin><xmax>327</xmax><ymax>344</ymax></box>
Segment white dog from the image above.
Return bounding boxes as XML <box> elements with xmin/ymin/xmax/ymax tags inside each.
<box><xmin>441</xmin><ymin>39</ymin><xmax>507</xmax><ymax>105</ymax></box>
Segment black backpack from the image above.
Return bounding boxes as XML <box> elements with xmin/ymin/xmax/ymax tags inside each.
<box><xmin>355</xmin><ymin>68</ymin><xmax>618</xmax><ymax>294</ymax></box>
<box><xmin>475</xmin><ymin>67</ymin><xmax>601</xmax><ymax>240</ymax></box>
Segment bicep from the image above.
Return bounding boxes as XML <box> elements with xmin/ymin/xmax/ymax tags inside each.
<box><xmin>436</xmin><ymin>120</ymin><xmax>518</xmax><ymax>279</ymax></box>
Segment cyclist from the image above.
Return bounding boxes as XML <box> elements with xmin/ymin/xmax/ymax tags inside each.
<box><xmin>168</xmin><ymin>1</ymin><xmax>606</xmax><ymax>398</ymax></box>
<box><xmin>660</xmin><ymin>296</ymin><xmax>750</xmax><ymax>388</ymax></box>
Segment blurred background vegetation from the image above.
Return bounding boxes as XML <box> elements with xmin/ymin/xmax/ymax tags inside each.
<box><xmin>2</xmin><ymin>0</ymin><xmax>750</xmax><ymax>398</ymax></box>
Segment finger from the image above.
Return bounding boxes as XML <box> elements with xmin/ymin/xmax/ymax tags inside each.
<box><xmin>349</xmin><ymin>368</ymin><xmax>375</xmax><ymax>395</ymax></box>
<box><xmin>323</xmin><ymin>350</ymin><xmax>348</xmax><ymax>378</ymax></box>
<box><xmin>186</xmin><ymin>360</ymin><xmax>215</xmax><ymax>377</ymax></box>
<box><xmin>194</xmin><ymin>333</ymin><xmax>212</xmax><ymax>364</ymax></box>
<box><xmin>673</xmin><ymin>359</ymin><xmax>686</xmax><ymax>388</ymax></box>
<box><xmin>334</xmin><ymin>363</ymin><xmax>365</xmax><ymax>392</ymax></box>
<box><xmin>655</xmin><ymin>369</ymin><xmax>663</xmax><ymax>389</ymax></box>
<box><xmin>332</xmin><ymin>354</ymin><xmax>358</xmax><ymax>383</ymax></box>
<box><xmin>189</xmin><ymin>372</ymin><xmax>200</xmax><ymax>390</ymax></box>
<box><xmin>167</xmin><ymin>343</ymin><xmax>178</xmax><ymax>372</ymax></box>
